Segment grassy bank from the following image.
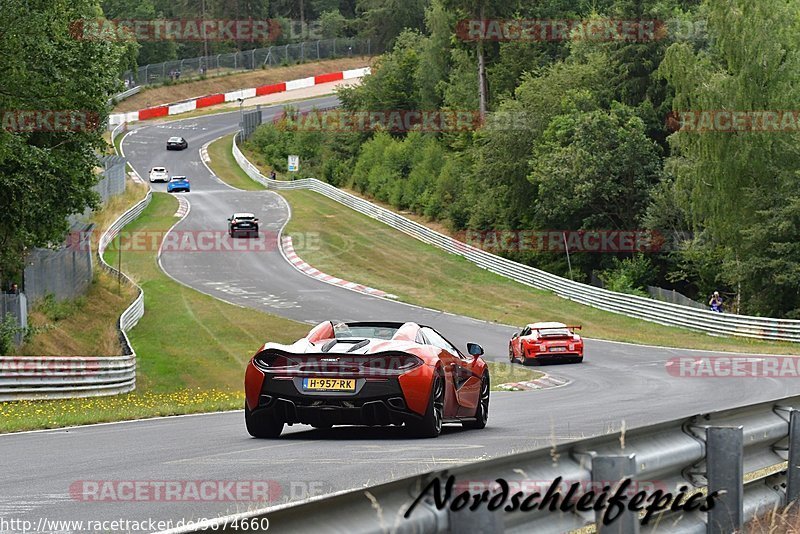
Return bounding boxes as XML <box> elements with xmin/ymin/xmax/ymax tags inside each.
<box><xmin>206</xmin><ymin>135</ymin><xmax>799</xmax><ymax>355</ymax></box>
<box><xmin>114</xmin><ymin>57</ymin><xmax>371</xmax><ymax>113</ymax></box>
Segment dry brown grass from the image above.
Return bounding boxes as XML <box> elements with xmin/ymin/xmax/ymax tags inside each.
<box><xmin>114</xmin><ymin>57</ymin><xmax>372</xmax><ymax>112</ymax></box>
<box><xmin>19</xmin><ymin>272</ymin><xmax>137</xmax><ymax>356</ymax></box>
<box><xmin>748</xmin><ymin>501</ymin><xmax>800</xmax><ymax>533</ymax></box>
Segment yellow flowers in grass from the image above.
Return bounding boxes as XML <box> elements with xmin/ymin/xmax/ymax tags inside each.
<box><xmin>0</xmin><ymin>388</ymin><xmax>245</xmax><ymax>433</ymax></box>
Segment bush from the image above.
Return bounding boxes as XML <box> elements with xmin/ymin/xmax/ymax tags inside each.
<box><xmin>0</xmin><ymin>313</ymin><xmax>24</xmax><ymax>355</ymax></box>
<box><xmin>36</xmin><ymin>294</ymin><xmax>85</xmax><ymax>322</ymax></box>
<box><xmin>599</xmin><ymin>255</ymin><xmax>654</xmax><ymax>297</ymax></box>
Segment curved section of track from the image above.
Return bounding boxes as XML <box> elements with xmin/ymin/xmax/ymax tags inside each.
<box><xmin>2</xmin><ymin>98</ymin><xmax>799</xmax><ymax>530</ymax></box>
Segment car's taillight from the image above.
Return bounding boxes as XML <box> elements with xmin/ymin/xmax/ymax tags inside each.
<box><xmin>361</xmin><ymin>354</ymin><xmax>424</xmax><ymax>371</ymax></box>
<box><xmin>255</xmin><ymin>353</ymin><xmax>301</xmax><ymax>369</ymax></box>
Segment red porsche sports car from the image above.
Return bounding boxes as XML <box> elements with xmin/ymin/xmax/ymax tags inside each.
<box><xmin>509</xmin><ymin>322</ymin><xmax>584</xmax><ymax>365</ymax></box>
<box><xmin>244</xmin><ymin>321</ymin><xmax>490</xmax><ymax>438</ymax></box>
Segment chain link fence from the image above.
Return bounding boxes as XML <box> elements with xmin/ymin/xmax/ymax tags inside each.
<box><xmin>23</xmin><ymin>222</ymin><xmax>94</xmax><ymax>304</ymax></box>
<box><xmin>94</xmin><ymin>155</ymin><xmax>127</xmax><ymax>204</ymax></box>
<box><xmin>647</xmin><ymin>285</ymin><xmax>707</xmax><ymax>310</ymax></box>
<box><xmin>124</xmin><ymin>37</ymin><xmax>372</xmax><ymax>87</ymax></box>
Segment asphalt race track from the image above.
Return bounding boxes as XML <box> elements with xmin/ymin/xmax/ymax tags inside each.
<box><xmin>3</xmin><ymin>97</ymin><xmax>800</xmax><ymax>530</ymax></box>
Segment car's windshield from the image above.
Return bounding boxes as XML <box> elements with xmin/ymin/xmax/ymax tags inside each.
<box><xmin>333</xmin><ymin>322</ymin><xmax>398</xmax><ymax>340</ymax></box>
<box><xmin>152</xmin><ymin>167</ymin><xmax>165</xmax><ymax>173</ymax></box>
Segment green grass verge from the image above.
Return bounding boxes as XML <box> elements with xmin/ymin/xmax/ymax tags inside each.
<box><xmin>208</xmin><ymin>134</ymin><xmax>265</xmax><ymax>191</ymax></box>
<box><xmin>0</xmin><ymin>390</ymin><xmax>245</xmax><ymax>433</ymax></box>
<box><xmin>207</xmin><ymin>134</ymin><xmax>800</xmax><ymax>355</ymax></box>
<box><xmin>487</xmin><ymin>361</ymin><xmax>543</xmax><ymax>389</ymax></box>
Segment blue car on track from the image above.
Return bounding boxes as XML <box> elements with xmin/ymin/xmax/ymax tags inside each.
<box><xmin>167</xmin><ymin>176</ymin><xmax>190</xmax><ymax>193</ymax></box>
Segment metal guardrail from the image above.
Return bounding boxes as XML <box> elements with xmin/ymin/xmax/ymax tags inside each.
<box><xmin>232</xmin><ymin>133</ymin><xmax>800</xmax><ymax>343</ymax></box>
<box><xmin>0</xmin><ymin>125</ymin><xmax>149</xmax><ymax>401</ymax></box>
<box><xmin>163</xmin><ymin>395</ymin><xmax>800</xmax><ymax>534</ymax></box>
<box><xmin>108</xmin><ymin>85</ymin><xmax>141</xmax><ymax>106</ymax></box>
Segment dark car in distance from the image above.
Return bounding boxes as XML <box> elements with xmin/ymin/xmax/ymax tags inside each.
<box><xmin>166</xmin><ymin>136</ymin><xmax>188</xmax><ymax>150</ymax></box>
<box><xmin>228</xmin><ymin>213</ymin><xmax>259</xmax><ymax>238</ymax></box>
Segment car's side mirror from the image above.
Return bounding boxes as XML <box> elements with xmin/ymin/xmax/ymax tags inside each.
<box><xmin>466</xmin><ymin>343</ymin><xmax>484</xmax><ymax>358</ymax></box>
<box><xmin>227</xmin><ymin>218</ymin><xmax>231</xmax><ymax>221</ymax></box>
<box><xmin>511</xmin><ymin>332</ymin><xmax>519</xmax><ymax>339</ymax></box>
<box><xmin>254</xmin><ymin>218</ymin><xmax>259</xmax><ymax>222</ymax></box>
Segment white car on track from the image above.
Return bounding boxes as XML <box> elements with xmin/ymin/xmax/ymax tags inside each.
<box><xmin>149</xmin><ymin>167</ymin><xmax>169</xmax><ymax>183</ymax></box>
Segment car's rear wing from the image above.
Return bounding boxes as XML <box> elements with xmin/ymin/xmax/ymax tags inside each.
<box><xmin>530</xmin><ymin>325</ymin><xmax>582</xmax><ymax>337</ymax></box>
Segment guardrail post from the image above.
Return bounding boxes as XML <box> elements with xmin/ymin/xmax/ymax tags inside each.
<box><xmin>593</xmin><ymin>454</ymin><xmax>639</xmax><ymax>534</ymax></box>
<box><xmin>788</xmin><ymin>410</ymin><xmax>800</xmax><ymax>502</ymax></box>
<box><xmin>448</xmin><ymin>479</ymin><xmax>504</xmax><ymax>534</ymax></box>
<box><xmin>706</xmin><ymin>426</ymin><xmax>743</xmax><ymax>534</ymax></box>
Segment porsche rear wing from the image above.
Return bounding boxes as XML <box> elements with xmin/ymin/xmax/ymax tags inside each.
<box><xmin>531</xmin><ymin>325</ymin><xmax>581</xmax><ymax>331</ymax></box>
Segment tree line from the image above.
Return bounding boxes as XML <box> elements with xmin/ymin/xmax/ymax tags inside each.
<box><xmin>101</xmin><ymin>0</ymin><xmax>422</xmax><ymax>69</ymax></box>
<box><xmin>246</xmin><ymin>0</ymin><xmax>800</xmax><ymax>318</ymax></box>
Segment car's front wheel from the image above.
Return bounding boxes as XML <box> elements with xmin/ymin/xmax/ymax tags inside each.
<box><xmin>463</xmin><ymin>371</ymin><xmax>489</xmax><ymax>430</ymax></box>
<box><xmin>245</xmin><ymin>404</ymin><xmax>283</xmax><ymax>438</ymax></box>
<box><xmin>406</xmin><ymin>369</ymin><xmax>444</xmax><ymax>438</ymax></box>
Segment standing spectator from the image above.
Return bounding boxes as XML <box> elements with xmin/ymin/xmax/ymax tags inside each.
<box><xmin>269</xmin><ymin>170</ymin><xmax>277</xmax><ymax>181</ymax></box>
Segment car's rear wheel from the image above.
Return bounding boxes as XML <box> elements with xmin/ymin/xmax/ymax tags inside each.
<box><xmin>406</xmin><ymin>370</ymin><xmax>444</xmax><ymax>438</ymax></box>
<box><xmin>463</xmin><ymin>371</ymin><xmax>489</xmax><ymax>430</ymax></box>
<box><xmin>245</xmin><ymin>404</ymin><xmax>283</xmax><ymax>438</ymax></box>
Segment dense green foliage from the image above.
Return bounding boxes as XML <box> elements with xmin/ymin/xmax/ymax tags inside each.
<box><xmin>248</xmin><ymin>0</ymin><xmax>800</xmax><ymax>318</ymax></box>
<box><xmin>0</xmin><ymin>0</ymin><xmax>127</xmax><ymax>284</ymax></box>
<box><xmin>100</xmin><ymin>0</ymin><xmax>416</xmax><ymax>67</ymax></box>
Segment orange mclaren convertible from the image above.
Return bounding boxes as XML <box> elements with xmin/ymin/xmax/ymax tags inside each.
<box><xmin>244</xmin><ymin>321</ymin><xmax>490</xmax><ymax>438</ymax></box>
<box><xmin>509</xmin><ymin>322</ymin><xmax>584</xmax><ymax>365</ymax></box>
